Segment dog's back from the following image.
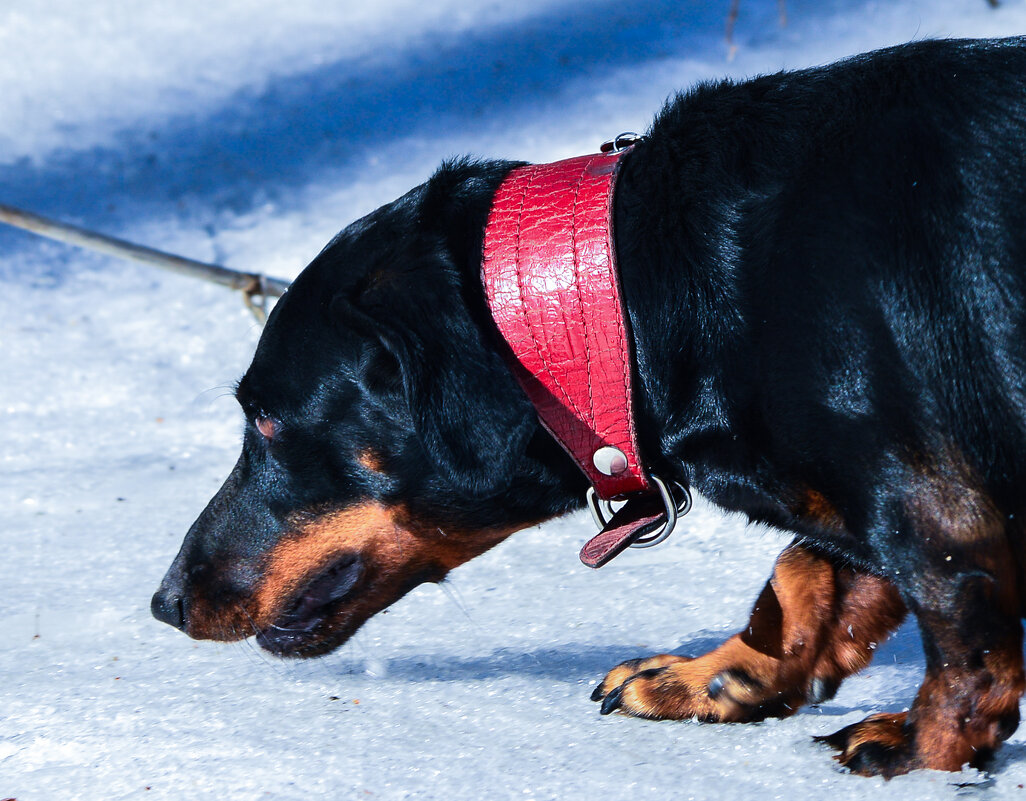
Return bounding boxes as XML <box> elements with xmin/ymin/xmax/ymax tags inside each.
<box><xmin>616</xmin><ymin>38</ymin><xmax>1026</xmax><ymax>547</ymax></box>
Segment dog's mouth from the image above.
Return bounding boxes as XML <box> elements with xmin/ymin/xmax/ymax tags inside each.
<box><xmin>255</xmin><ymin>554</ymin><xmax>364</xmax><ymax>657</ymax></box>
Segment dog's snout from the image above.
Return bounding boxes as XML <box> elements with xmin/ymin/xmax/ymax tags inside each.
<box><xmin>151</xmin><ymin>585</ymin><xmax>187</xmax><ymax>631</ymax></box>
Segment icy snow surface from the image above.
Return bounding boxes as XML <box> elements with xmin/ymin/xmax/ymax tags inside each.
<box><xmin>3</xmin><ymin>1</ymin><xmax>1026</xmax><ymax>798</ymax></box>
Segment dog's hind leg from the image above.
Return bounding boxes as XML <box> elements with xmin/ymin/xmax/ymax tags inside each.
<box><xmin>592</xmin><ymin>541</ymin><xmax>906</xmax><ymax>722</ymax></box>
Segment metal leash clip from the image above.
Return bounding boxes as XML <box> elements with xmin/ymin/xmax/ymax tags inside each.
<box><xmin>586</xmin><ymin>474</ymin><xmax>692</xmax><ymax>549</ymax></box>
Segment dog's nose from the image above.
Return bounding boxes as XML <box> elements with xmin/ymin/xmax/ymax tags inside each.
<box><xmin>150</xmin><ymin>587</ymin><xmax>187</xmax><ymax>631</ymax></box>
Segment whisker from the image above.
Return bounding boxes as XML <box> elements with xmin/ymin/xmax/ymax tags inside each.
<box><xmin>438</xmin><ymin>580</ymin><xmax>477</xmax><ymax>628</ymax></box>
<box><xmin>215</xmin><ymin>615</ymin><xmax>276</xmax><ymax>671</ymax></box>
<box><xmin>194</xmin><ymin>383</ymin><xmax>242</xmax><ymax>407</ymax></box>
<box><xmin>239</xmin><ymin>606</ymin><xmax>287</xmax><ymax>674</ymax></box>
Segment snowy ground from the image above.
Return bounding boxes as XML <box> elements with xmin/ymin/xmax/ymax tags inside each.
<box><xmin>4</xmin><ymin>1</ymin><xmax>1026</xmax><ymax>798</ymax></box>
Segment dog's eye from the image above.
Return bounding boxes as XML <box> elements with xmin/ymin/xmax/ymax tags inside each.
<box><xmin>255</xmin><ymin>416</ymin><xmax>278</xmax><ymax>440</ymax></box>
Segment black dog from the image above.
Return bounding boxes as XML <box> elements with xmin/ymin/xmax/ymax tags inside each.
<box><xmin>153</xmin><ymin>38</ymin><xmax>1026</xmax><ymax>776</ymax></box>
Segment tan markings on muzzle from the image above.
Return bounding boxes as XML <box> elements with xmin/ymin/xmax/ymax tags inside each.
<box><xmin>182</xmin><ymin>501</ymin><xmax>538</xmax><ymax>644</ymax></box>
<box><xmin>251</xmin><ymin>502</ymin><xmax>397</xmax><ymax>625</ymax></box>
<box><xmin>249</xmin><ymin>502</ymin><xmax>520</xmax><ymax>628</ymax></box>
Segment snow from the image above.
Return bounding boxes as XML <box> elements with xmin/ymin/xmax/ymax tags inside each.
<box><xmin>3</xmin><ymin>1</ymin><xmax>1026</xmax><ymax>797</ymax></box>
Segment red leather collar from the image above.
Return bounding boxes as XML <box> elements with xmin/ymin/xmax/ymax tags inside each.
<box><xmin>481</xmin><ymin>150</ymin><xmax>648</xmax><ymax>500</ymax></box>
<box><xmin>482</xmin><ymin>149</ymin><xmax>686</xmax><ymax>567</ymax></box>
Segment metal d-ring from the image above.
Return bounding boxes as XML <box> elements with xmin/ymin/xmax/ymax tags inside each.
<box><xmin>585</xmin><ymin>474</ymin><xmax>692</xmax><ymax>549</ymax></box>
<box><xmin>586</xmin><ymin>486</ymin><xmax>616</xmax><ymax>530</ymax></box>
<box><xmin>599</xmin><ymin>132</ymin><xmax>644</xmax><ymax>154</ymax></box>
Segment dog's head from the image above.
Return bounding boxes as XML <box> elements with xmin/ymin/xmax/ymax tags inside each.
<box><xmin>152</xmin><ymin>161</ymin><xmax>586</xmax><ymax>657</ymax></box>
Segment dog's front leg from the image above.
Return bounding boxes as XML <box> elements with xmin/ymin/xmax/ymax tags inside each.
<box><xmin>819</xmin><ymin>501</ymin><xmax>1025</xmax><ymax>776</ymax></box>
<box><xmin>592</xmin><ymin>541</ymin><xmax>906</xmax><ymax>722</ymax></box>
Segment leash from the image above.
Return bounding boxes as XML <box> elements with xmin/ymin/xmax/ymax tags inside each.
<box><xmin>0</xmin><ymin>202</ymin><xmax>289</xmax><ymax>322</ymax></box>
<box><xmin>482</xmin><ymin>134</ymin><xmax>691</xmax><ymax>568</ymax></box>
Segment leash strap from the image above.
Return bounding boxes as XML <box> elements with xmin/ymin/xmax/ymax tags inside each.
<box><xmin>481</xmin><ymin>150</ymin><xmax>650</xmax><ymax>501</ymax></box>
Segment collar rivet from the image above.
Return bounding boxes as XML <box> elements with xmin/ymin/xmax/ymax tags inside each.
<box><xmin>593</xmin><ymin>446</ymin><xmax>628</xmax><ymax>476</ymax></box>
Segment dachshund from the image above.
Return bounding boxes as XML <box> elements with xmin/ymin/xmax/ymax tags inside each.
<box><xmin>153</xmin><ymin>38</ymin><xmax>1026</xmax><ymax>776</ymax></box>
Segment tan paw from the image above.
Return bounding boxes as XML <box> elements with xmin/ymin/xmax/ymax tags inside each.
<box><xmin>816</xmin><ymin>712</ymin><xmax>914</xmax><ymax>777</ymax></box>
<box><xmin>592</xmin><ymin>653</ymin><xmax>801</xmax><ymax>722</ymax></box>
<box><xmin>590</xmin><ymin>654</ymin><xmax>684</xmax><ymax>703</ymax></box>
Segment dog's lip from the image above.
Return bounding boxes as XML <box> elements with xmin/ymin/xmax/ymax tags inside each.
<box><xmin>256</xmin><ymin>554</ymin><xmax>364</xmax><ymax>655</ymax></box>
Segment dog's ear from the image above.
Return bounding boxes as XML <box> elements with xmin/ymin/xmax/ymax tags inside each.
<box><xmin>329</xmin><ymin>162</ymin><xmax>535</xmax><ymax>498</ymax></box>
<box><xmin>418</xmin><ymin>158</ymin><xmax>520</xmax><ymax>276</ymax></box>
<box><xmin>333</xmin><ymin>276</ymin><xmax>536</xmax><ymax>498</ymax></box>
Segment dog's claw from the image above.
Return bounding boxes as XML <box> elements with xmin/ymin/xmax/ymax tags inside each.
<box><xmin>600</xmin><ymin>685</ymin><xmax>624</xmax><ymax>715</ymax></box>
<box><xmin>808</xmin><ymin>676</ymin><xmax>840</xmax><ymax>706</ymax></box>
<box><xmin>812</xmin><ymin>729</ymin><xmax>848</xmax><ymax>750</ymax></box>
